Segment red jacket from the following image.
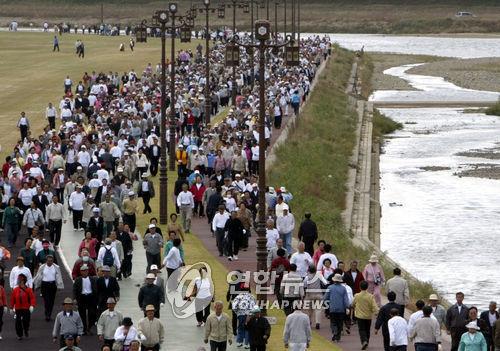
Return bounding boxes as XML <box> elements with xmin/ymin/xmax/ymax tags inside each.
<box><xmin>190</xmin><ymin>184</ymin><xmax>206</xmax><ymax>202</ymax></box>
<box><xmin>10</xmin><ymin>286</ymin><xmax>36</xmax><ymax>310</ymax></box>
<box><xmin>0</xmin><ymin>286</ymin><xmax>7</xmax><ymax>307</ymax></box>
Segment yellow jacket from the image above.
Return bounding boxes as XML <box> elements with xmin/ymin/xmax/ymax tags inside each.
<box><xmin>353</xmin><ymin>290</ymin><xmax>379</xmax><ymax>320</ymax></box>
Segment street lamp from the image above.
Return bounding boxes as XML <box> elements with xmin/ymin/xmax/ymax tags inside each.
<box><xmin>198</xmin><ymin>0</ymin><xmax>225</xmax><ymax>125</ymax></box>
<box><xmin>227</xmin><ymin>19</ymin><xmax>299</xmax><ymax>310</ymax></box>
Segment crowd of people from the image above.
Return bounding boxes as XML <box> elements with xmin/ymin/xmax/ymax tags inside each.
<box><xmin>0</xmin><ymin>27</ymin><xmax>333</xmax><ymax>351</ymax></box>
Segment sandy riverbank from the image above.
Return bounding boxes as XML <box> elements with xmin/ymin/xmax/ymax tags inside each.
<box><xmin>408</xmin><ymin>57</ymin><xmax>500</xmax><ymax>92</ymax></box>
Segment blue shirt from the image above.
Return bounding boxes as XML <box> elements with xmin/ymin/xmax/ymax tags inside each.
<box><xmin>323</xmin><ymin>283</ymin><xmax>349</xmax><ymax>313</ymax></box>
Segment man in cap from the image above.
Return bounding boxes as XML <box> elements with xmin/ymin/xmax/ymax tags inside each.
<box><xmin>148</xmin><ymin>137</ymin><xmax>161</xmax><ymax>176</ymax></box>
<box><xmin>138</xmin><ymin>304</ymin><xmax>165</xmax><ymax>350</ymax></box>
<box><xmin>52</xmin><ymin>297</ymin><xmax>84</xmax><ymax>348</ymax></box>
<box><xmin>138</xmin><ymin>173</ymin><xmax>155</xmax><ymax>214</ymax></box>
<box><xmin>69</xmin><ymin>185</ymin><xmax>85</xmax><ymax>231</ymax></box>
<box><xmin>58</xmin><ymin>334</ymin><xmax>82</xmax><ymax>351</ymax></box>
<box><xmin>73</xmin><ymin>264</ymin><xmax>98</xmax><ymax>334</ymax></box>
<box><xmin>204</xmin><ymin>300</ymin><xmax>233</xmax><ymax>349</ymax></box>
<box><xmin>97</xmin><ymin>297</ymin><xmax>123</xmax><ymax>346</ymax></box>
<box><xmin>143</xmin><ymin>224</ymin><xmax>163</xmax><ymax>273</ymax></box>
<box><xmin>428</xmin><ymin>294</ymin><xmax>446</xmax><ymax>328</ymax></box>
<box><xmin>138</xmin><ymin>273</ymin><xmax>165</xmax><ymax>318</ymax></box>
<box><xmin>122</xmin><ymin>191</ymin><xmax>138</xmax><ymax>232</ymax></box>
<box><xmin>176</xmin><ymin>144</ymin><xmax>188</xmax><ymax>177</ymax></box>
<box><xmin>33</xmin><ymin>253</ymin><xmax>64</xmax><ymax>321</ymax></box>
<box><xmin>96</xmin><ymin>265</ymin><xmax>120</xmax><ymax>317</ymax></box>
<box><xmin>88</xmin><ymin>206</ymin><xmax>105</xmax><ymax>250</ymax></box>
<box><xmin>147</xmin><ymin>264</ymin><xmax>165</xmax><ymax>293</ymax></box>
<box><xmin>323</xmin><ymin>273</ymin><xmax>350</xmax><ymax>342</ymax></box>
<box><xmin>246</xmin><ymin>305</ymin><xmax>271</xmax><ymax>350</ymax></box>
<box><xmin>71</xmin><ymin>249</ymin><xmax>97</xmax><ymax>279</ymax></box>
<box><xmin>176</xmin><ymin>183</ymin><xmax>194</xmax><ymax>233</ymax></box>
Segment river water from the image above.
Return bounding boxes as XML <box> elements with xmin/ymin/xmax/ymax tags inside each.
<box><xmin>331</xmin><ymin>34</ymin><xmax>500</xmax><ymax>309</ymax></box>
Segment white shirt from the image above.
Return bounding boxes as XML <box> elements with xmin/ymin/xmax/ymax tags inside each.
<box><xmin>10</xmin><ymin>266</ymin><xmax>33</xmax><ymax>288</ymax></box>
<box><xmin>163</xmin><ymin>246</ymin><xmax>183</xmax><ymax>269</ymax></box>
<box><xmin>317</xmin><ymin>253</ymin><xmax>339</xmax><ymax>271</ymax></box>
<box><xmin>266</xmin><ymin>228</ymin><xmax>280</xmax><ymax>250</ymax></box>
<box><xmin>177</xmin><ymin>191</ymin><xmax>194</xmax><ymax>208</ymax></box>
<box><xmin>194</xmin><ymin>277</ymin><xmax>212</xmax><ymax>299</ymax></box>
<box><xmin>141</xmin><ymin>181</ymin><xmax>149</xmax><ymax>192</ymax></box>
<box><xmin>489</xmin><ymin>312</ymin><xmax>498</xmax><ymax>326</ymax></box>
<box><xmin>42</xmin><ymin>264</ymin><xmax>57</xmax><ymax>282</ymax></box>
<box><xmin>19</xmin><ymin>188</ymin><xmax>34</xmax><ymax>206</ymax></box>
<box><xmin>290</xmin><ymin>252</ymin><xmax>313</xmax><ymax>278</ymax></box>
<box><xmin>212</xmin><ymin>212</ymin><xmax>230</xmax><ymax>231</ymax></box>
<box><xmin>69</xmin><ymin>191</ymin><xmax>86</xmax><ymax>210</ymax></box>
<box><xmin>81</xmin><ymin>276</ymin><xmax>92</xmax><ymax>294</ymax></box>
<box><xmin>389</xmin><ymin>316</ymin><xmax>409</xmax><ymax>346</ymax></box>
<box><xmin>276</xmin><ymin>213</ymin><xmax>295</xmax><ymax>234</ymax></box>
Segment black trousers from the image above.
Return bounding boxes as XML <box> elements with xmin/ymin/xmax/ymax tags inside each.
<box><xmin>210</xmin><ymin>340</ymin><xmax>227</xmax><ymax>351</ymax></box>
<box><xmin>78</xmin><ymin>294</ymin><xmax>97</xmax><ymax>332</ymax></box>
<box><xmin>15</xmin><ymin>309</ymin><xmax>30</xmax><ymax>337</ymax></box>
<box><xmin>194</xmin><ymin>200</ymin><xmax>204</xmax><ymax>217</ymax></box>
<box><xmin>195</xmin><ymin>298</ymin><xmax>211</xmax><ymax>323</ymax></box>
<box><xmin>122</xmin><ymin>254</ymin><xmax>133</xmax><ymax>277</ymax></box>
<box><xmin>49</xmin><ymin>219</ymin><xmax>63</xmax><ymax>245</ymax></box>
<box><xmin>0</xmin><ymin>305</ymin><xmax>4</xmax><ymax>332</ymax></box>
<box><xmin>390</xmin><ymin>346</ymin><xmax>407</xmax><ymax>351</ymax></box>
<box><xmin>123</xmin><ymin>213</ymin><xmax>136</xmax><ymax>233</ymax></box>
<box><xmin>20</xmin><ymin>125</ymin><xmax>28</xmax><ymax>141</ymax></box>
<box><xmin>451</xmin><ymin>328</ymin><xmax>466</xmax><ymax>351</ymax></box>
<box><xmin>73</xmin><ymin>210</ymin><xmax>83</xmax><ymax>229</ymax></box>
<box><xmin>329</xmin><ymin>312</ymin><xmax>345</xmax><ymax>341</ymax></box>
<box><xmin>141</xmin><ymin>344</ymin><xmax>160</xmax><ymax>351</ymax></box>
<box><xmin>142</xmin><ymin>192</ymin><xmax>152</xmax><ymax>213</ymax></box>
<box><xmin>41</xmin><ymin>281</ymin><xmax>57</xmax><ymax>319</ymax></box>
<box><xmin>358</xmin><ymin>318</ymin><xmax>372</xmax><ymax>344</ymax></box>
<box><xmin>55</xmin><ymin>188</ymin><xmax>65</xmax><ymax>204</ymax></box>
<box><xmin>146</xmin><ymin>252</ymin><xmax>161</xmax><ymax>273</ymax></box>
<box><xmin>53</xmin><ymin>44</ymin><xmax>60</xmax><ymax>51</ymax></box>
<box><xmin>150</xmin><ymin>157</ymin><xmax>159</xmax><ymax>176</ymax></box>
<box><xmin>227</xmin><ymin>235</ymin><xmax>240</xmax><ymax>257</ymax></box>
<box><xmin>48</xmin><ymin>116</ymin><xmax>56</xmax><ymax>130</ymax></box>
<box><xmin>215</xmin><ymin>228</ymin><xmax>225</xmax><ymax>256</ymax></box>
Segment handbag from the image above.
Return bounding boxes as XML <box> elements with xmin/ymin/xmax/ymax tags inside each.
<box><xmin>112</xmin><ymin>340</ymin><xmax>124</xmax><ymax>351</ymax></box>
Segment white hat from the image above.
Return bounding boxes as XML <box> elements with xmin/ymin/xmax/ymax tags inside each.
<box><xmin>77</xmin><ymin>166</ymin><xmax>83</xmax><ymax>170</ymax></box>
<box><xmin>117</xmin><ymin>167</ymin><xmax>123</xmax><ymax>172</ymax></box>
<box><xmin>428</xmin><ymin>294</ymin><xmax>439</xmax><ymax>301</ymax></box>
<box><xmin>283</xmin><ymin>204</ymin><xmax>289</xmax><ymax>211</ymax></box>
<box><xmin>368</xmin><ymin>254</ymin><xmax>379</xmax><ymax>263</ymax></box>
<box><xmin>235</xmin><ymin>174</ymin><xmax>241</xmax><ymax>178</ymax></box>
<box><xmin>465</xmin><ymin>321</ymin><xmax>480</xmax><ymax>330</ymax></box>
<box><xmin>128</xmin><ymin>191</ymin><xmax>135</xmax><ymax>196</ymax></box>
<box><xmin>178</xmin><ymin>144</ymin><xmax>184</xmax><ymax>148</ymax></box>
<box><xmin>280</xmin><ymin>186</ymin><xmax>287</xmax><ymax>192</ymax></box>
<box><xmin>146</xmin><ymin>273</ymin><xmax>156</xmax><ymax>279</ymax></box>
<box><xmin>148</xmin><ymin>223</ymin><xmax>156</xmax><ymax>229</ymax></box>
<box><xmin>332</xmin><ymin>274</ymin><xmax>343</xmax><ymax>283</ymax></box>
<box><xmin>92</xmin><ymin>207</ymin><xmax>100</xmax><ymax>213</ymax></box>
<box><xmin>150</xmin><ymin>264</ymin><xmax>158</xmax><ymax>270</ymax></box>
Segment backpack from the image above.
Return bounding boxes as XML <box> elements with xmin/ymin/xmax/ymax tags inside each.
<box><xmin>103</xmin><ymin>247</ymin><xmax>114</xmax><ymax>267</ymax></box>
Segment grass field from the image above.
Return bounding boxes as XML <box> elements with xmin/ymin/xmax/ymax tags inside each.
<box><xmin>0</xmin><ymin>31</ymin><xmax>199</xmax><ymax>158</ymax></box>
<box><xmin>0</xmin><ymin>31</ymin><xmax>336</xmax><ymax>350</ymax></box>
<box><xmin>1</xmin><ymin>0</ymin><xmax>500</xmax><ymax>34</ymax></box>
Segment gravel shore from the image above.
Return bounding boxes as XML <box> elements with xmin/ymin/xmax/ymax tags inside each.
<box><xmin>408</xmin><ymin>57</ymin><xmax>500</xmax><ymax>92</ymax></box>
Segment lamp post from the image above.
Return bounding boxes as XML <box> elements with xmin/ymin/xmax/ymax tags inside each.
<box><xmin>198</xmin><ymin>0</ymin><xmax>225</xmax><ymax>125</ymax></box>
<box><xmin>134</xmin><ymin>4</ymin><xmax>192</xmax><ymax>224</ymax></box>
<box><xmin>226</xmin><ymin>0</ymin><xmax>249</xmax><ymax>106</ymax></box>
<box><xmin>273</xmin><ymin>1</ymin><xmax>278</xmax><ymax>39</ymax></box>
<box><xmin>226</xmin><ymin>20</ymin><xmax>299</xmax><ymax>309</ymax></box>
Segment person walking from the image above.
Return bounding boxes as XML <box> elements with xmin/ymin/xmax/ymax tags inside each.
<box><xmin>96</xmin><ymin>266</ymin><xmax>120</xmax><ymax>317</ymax></box>
<box><xmin>280</xmin><ymin>264</ymin><xmax>304</xmax><ymax>316</ymax></box>
<box><xmin>46</xmin><ymin>194</ymin><xmax>66</xmax><ymax>247</ymax></box>
<box><xmin>2</xmin><ymin>197</ymin><xmax>23</xmax><ymax>247</ymax></box>
<box><xmin>0</xmin><ymin>278</ymin><xmax>7</xmax><ymax>340</ymax></box>
<box><xmin>17</xmin><ymin>112</ymin><xmax>30</xmax><ymax>141</ymax></box>
<box><xmin>122</xmin><ymin>191</ymin><xmax>138</xmax><ymax>233</ymax></box>
<box><xmin>446</xmin><ymin>292</ymin><xmax>470</xmax><ymax>351</ymax></box>
<box><xmin>53</xmin><ymin>36</ymin><xmax>60</xmax><ymax>51</ymax></box>
<box><xmin>480</xmin><ymin>301</ymin><xmax>498</xmax><ymax>351</ymax></box>
<box><xmin>97</xmin><ymin>238</ymin><xmax>121</xmax><ymax>278</ymax></box>
<box><xmin>177</xmin><ymin>183</ymin><xmax>194</xmax><ymax>233</ymax></box>
<box><xmin>323</xmin><ymin>273</ymin><xmax>350</xmax><ymax>342</ymax></box>
<box><xmin>459</xmin><ymin>321</ymin><xmax>487</xmax><ymax>351</ymax></box>
<box><xmin>297</xmin><ymin>212</ymin><xmax>318</xmax><ymax>256</ymax></box>
<box><xmin>10</xmin><ymin>273</ymin><xmax>36</xmax><ymax>340</ymax></box>
<box><xmin>224</xmin><ymin>210</ymin><xmax>244</xmax><ymax>261</ymax></box>
<box><xmin>409</xmin><ymin>306</ymin><xmax>442</xmax><ymax>351</ymax></box>
<box><xmin>52</xmin><ymin>297</ymin><xmax>84</xmax><ymax>348</ymax></box>
<box><xmin>376</xmin><ymin>291</ymin><xmax>402</xmax><ymax>351</ymax></box>
<box><xmin>363</xmin><ymin>254</ymin><xmax>385</xmax><ymax>307</ymax></box>
<box><xmin>10</xmin><ymin>256</ymin><xmax>33</xmax><ymax>289</ymax></box>
<box><xmin>212</xmin><ymin>205</ymin><xmax>230</xmax><ymax>256</ymax></box>
<box><xmin>352</xmin><ymin>280</ymin><xmax>380</xmax><ymax>350</ymax></box>
<box><xmin>137</xmin><ymin>305</ymin><xmax>165</xmax><ymax>351</ymax></box>
<box><xmin>33</xmin><ymin>254</ymin><xmax>64</xmax><ymax>321</ymax></box>
<box><xmin>73</xmin><ymin>264</ymin><xmax>98</xmax><ymax>334</ymax></box>
<box><xmin>289</xmin><ymin>242</ymin><xmax>313</xmax><ymax>278</ymax></box>
<box><xmin>186</xmin><ymin>267</ymin><xmax>214</xmax><ymax>327</ymax></box>
<box><xmin>143</xmin><ymin>224</ymin><xmax>163</xmax><ymax>273</ymax></box>
<box><xmin>113</xmin><ymin>317</ymin><xmax>141</xmax><ymax>349</ymax></box>
<box><xmin>46</xmin><ymin>102</ymin><xmax>58</xmax><ymax>129</ymax></box>
<box><xmin>69</xmin><ymin>186</ymin><xmax>85</xmax><ymax>231</ymax></box>
<box><xmin>493</xmin><ymin>316</ymin><xmax>500</xmax><ymax>351</ymax></box>
<box><xmin>163</xmin><ymin>238</ymin><xmax>183</xmax><ymax>292</ymax></box>
<box><xmin>59</xmin><ymin>334</ymin><xmax>82</xmax><ymax>351</ymax></box>
<box><xmin>204</xmin><ymin>300</ymin><xmax>233</xmax><ymax>351</ymax></box>
<box><xmin>138</xmin><ymin>273</ymin><xmax>165</xmax><ymax>319</ymax></box>
<box><xmin>117</xmin><ymin>224</ymin><xmax>135</xmax><ymax>278</ymax></box>
<box><xmin>232</xmin><ymin>286</ymin><xmax>256</xmax><ymax>348</ymax></box>
<box><xmin>283</xmin><ymin>306</ymin><xmax>311</xmax><ymax>351</ymax></box>
<box><xmin>388</xmin><ymin>308</ymin><xmax>409</xmax><ymax>351</ymax></box>
<box><xmin>138</xmin><ymin>173</ymin><xmax>155</xmax><ymax>214</ymax></box>
<box><xmin>246</xmin><ymin>306</ymin><xmax>271</xmax><ymax>351</ymax></box>
<box><xmin>303</xmin><ymin>265</ymin><xmax>328</xmax><ymax>330</ymax></box>
<box><xmin>97</xmin><ymin>297</ymin><xmax>123</xmax><ymax>347</ymax></box>
<box><xmin>428</xmin><ymin>294</ymin><xmax>447</xmax><ymax>328</ymax></box>
<box><xmin>386</xmin><ymin>268</ymin><xmax>410</xmax><ymax>316</ymax></box>
<box><xmin>276</xmin><ymin>207</ymin><xmax>295</xmax><ymax>254</ymax></box>
<box><xmin>22</xmin><ymin>201</ymin><xmax>44</xmax><ymax>237</ymax></box>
